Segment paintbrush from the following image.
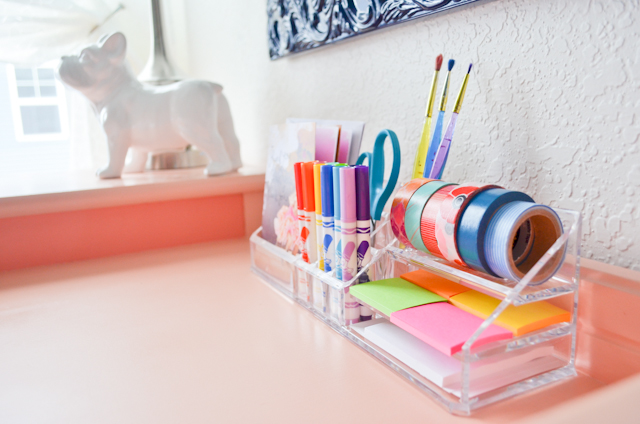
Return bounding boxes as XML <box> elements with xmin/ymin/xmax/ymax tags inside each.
<box><xmin>411</xmin><ymin>54</ymin><xmax>443</xmax><ymax>179</ymax></box>
<box><xmin>429</xmin><ymin>63</ymin><xmax>472</xmax><ymax>179</ymax></box>
<box><xmin>423</xmin><ymin>59</ymin><xmax>455</xmax><ymax>178</ymax></box>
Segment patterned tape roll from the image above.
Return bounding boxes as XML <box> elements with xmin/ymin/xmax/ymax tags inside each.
<box><xmin>484</xmin><ymin>201</ymin><xmax>565</xmax><ymax>284</ymax></box>
<box><xmin>457</xmin><ymin>188</ymin><xmax>534</xmax><ymax>276</ymax></box>
<box><xmin>421</xmin><ymin>184</ymin><xmax>456</xmax><ymax>258</ymax></box>
<box><xmin>422</xmin><ymin>183</ymin><xmax>500</xmax><ymax>264</ymax></box>
<box><xmin>405</xmin><ymin>181</ymin><xmax>455</xmax><ymax>254</ymax></box>
<box><xmin>390</xmin><ymin>178</ymin><xmax>435</xmax><ymax>247</ymax></box>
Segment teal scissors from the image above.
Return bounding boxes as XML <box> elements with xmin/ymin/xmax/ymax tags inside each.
<box><xmin>356</xmin><ymin>129</ymin><xmax>401</xmax><ymax>221</ymax></box>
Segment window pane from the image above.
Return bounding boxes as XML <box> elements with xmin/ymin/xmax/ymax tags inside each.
<box><xmin>37</xmin><ymin>68</ymin><xmax>55</xmax><ymax>80</ymax></box>
<box><xmin>40</xmin><ymin>85</ymin><xmax>57</xmax><ymax>97</ymax></box>
<box><xmin>20</xmin><ymin>105</ymin><xmax>61</xmax><ymax>135</ymax></box>
<box><xmin>17</xmin><ymin>86</ymin><xmax>36</xmax><ymax>97</ymax></box>
<box><xmin>14</xmin><ymin>68</ymin><xmax>33</xmax><ymax>81</ymax></box>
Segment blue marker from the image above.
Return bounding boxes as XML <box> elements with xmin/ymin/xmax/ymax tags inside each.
<box><xmin>332</xmin><ymin>165</ymin><xmax>344</xmax><ymax>281</ymax></box>
<box><xmin>320</xmin><ymin>165</ymin><xmax>335</xmax><ymax>272</ymax></box>
<box><xmin>330</xmin><ymin>164</ymin><xmax>348</xmax><ymax>323</ymax></box>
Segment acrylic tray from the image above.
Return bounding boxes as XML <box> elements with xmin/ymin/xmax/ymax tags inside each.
<box><xmin>249</xmin><ymin>208</ymin><xmax>581</xmax><ymax>415</ymax></box>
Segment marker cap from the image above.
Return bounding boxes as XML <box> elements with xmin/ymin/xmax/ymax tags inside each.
<box><xmin>313</xmin><ymin>162</ymin><xmax>324</xmax><ymax>215</ymax></box>
<box><xmin>293</xmin><ymin>162</ymin><xmax>304</xmax><ymax>210</ymax></box>
<box><xmin>355</xmin><ymin>165</ymin><xmax>370</xmax><ymax>221</ymax></box>
<box><xmin>340</xmin><ymin>167</ymin><xmax>357</xmax><ymax>222</ymax></box>
<box><xmin>301</xmin><ymin>162</ymin><xmax>316</xmax><ymax>212</ymax></box>
<box><xmin>321</xmin><ymin>164</ymin><xmax>334</xmax><ymax>217</ymax></box>
<box><xmin>333</xmin><ymin>166</ymin><xmax>341</xmax><ymax>220</ymax></box>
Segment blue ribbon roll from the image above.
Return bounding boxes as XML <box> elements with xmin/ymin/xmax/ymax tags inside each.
<box><xmin>484</xmin><ymin>201</ymin><xmax>565</xmax><ymax>284</ymax></box>
<box><xmin>457</xmin><ymin>189</ymin><xmax>534</xmax><ymax>275</ymax></box>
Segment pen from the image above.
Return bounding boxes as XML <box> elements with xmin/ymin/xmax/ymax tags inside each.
<box><xmin>355</xmin><ymin>165</ymin><xmax>373</xmax><ymax>321</ymax></box>
<box><xmin>340</xmin><ymin>166</ymin><xmax>360</xmax><ymax>324</ymax></box>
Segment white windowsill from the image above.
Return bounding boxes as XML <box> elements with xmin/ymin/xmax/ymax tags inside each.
<box><xmin>0</xmin><ymin>166</ymin><xmax>265</xmax><ymax>219</ymax></box>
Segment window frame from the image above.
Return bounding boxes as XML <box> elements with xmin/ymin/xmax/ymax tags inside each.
<box><xmin>5</xmin><ymin>64</ymin><xmax>70</xmax><ymax>142</ymax></box>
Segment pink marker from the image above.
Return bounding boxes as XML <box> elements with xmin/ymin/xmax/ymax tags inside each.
<box><xmin>340</xmin><ymin>167</ymin><xmax>359</xmax><ymax>324</ymax></box>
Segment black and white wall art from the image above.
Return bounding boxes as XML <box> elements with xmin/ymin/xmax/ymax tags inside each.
<box><xmin>268</xmin><ymin>0</ymin><xmax>483</xmax><ymax>59</ymax></box>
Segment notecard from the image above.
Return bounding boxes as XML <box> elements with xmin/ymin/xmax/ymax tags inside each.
<box><xmin>359</xmin><ymin>320</ymin><xmax>556</xmax><ymax>396</ymax></box>
<box><xmin>287</xmin><ymin>118</ymin><xmax>365</xmax><ymax>164</ymax></box>
<box><xmin>315</xmin><ymin>126</ymin><xmax>340</xmax><ymax>162</ymax></box>
<box><xmin>449</xmin><ymin>291</ymin><xmax>571</xmax><ymax>336</ymax></box>
<box><xmin>400</xmin><ymin>270</ymin><xmax>470</xmax><ymax>299</ymax></box>
<box><xmin>336</xmin><ymin>128</ymin><xmax>352</xmax><ymax>163</ymax></box>
<box><xmin>349</xmin><ymin>278</ymin><xmax>446</xmax><ymax>317</ymax></box>
<box><xmin>362</xmin><ymin>320</ymin><xmax>462</xmax><ymax>386</ymax></box>
<box><xmin>390</xmin><ymin>303</ymin><xmax>512</xmax><ymax>356</ymax></box>
<box><xmin>261</xmin><ymin>122</ymin><xmax>315</xmax><ymax>250</ymax></box>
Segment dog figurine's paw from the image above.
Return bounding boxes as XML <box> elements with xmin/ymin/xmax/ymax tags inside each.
<box><xmin>97</xmin><ymin>166</ymin><xmax>123</xmax><ymax>179</ymax></box>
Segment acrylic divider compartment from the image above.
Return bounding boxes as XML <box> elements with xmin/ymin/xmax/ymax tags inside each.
<box><xmin>249</xmin><ymin>208</ymin><xmax>581</xmax><ymax>415</ymax></box>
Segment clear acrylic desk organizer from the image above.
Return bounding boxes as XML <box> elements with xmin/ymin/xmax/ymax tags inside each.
<box><xmin>250</xmin><ymin>208</ymin><xmax>581</xmax><ymax>415</ymax></box>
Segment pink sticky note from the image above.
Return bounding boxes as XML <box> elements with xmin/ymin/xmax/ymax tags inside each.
<box><xmin>390</xmin><ymin>303</ymin><xmax>512</xmax><ymax>356</ymax></box>
<box><xmin>315</xmin><ymin>126</ymin><xmax>340</xmax><ymax>162</ymax></box>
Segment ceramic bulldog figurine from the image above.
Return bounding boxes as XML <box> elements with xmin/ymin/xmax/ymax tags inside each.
<box><xmin>58</xmin><ymin>32</ymin><xmax>242</xmax><ymax>178</ymax></box>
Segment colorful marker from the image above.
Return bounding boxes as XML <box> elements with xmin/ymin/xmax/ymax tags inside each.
<box><xmin>355</xmin><ymin>165</ymin><xmax>373</xmax><ymax>321</ymax></box>
<box><xmin>301</xmin><ymin>162</ymin><xmax>318</xmax><ymax>265</ymax></box>
<box><xmin>340</xmin><ymin>166</ymin><xmax>360</xmax><ymax>324</ymax></box>
<box><xmin>321</xmin><ymin>164</ymin><xmax>335</xmax><ymax>272</ymax></box>
<box><xmin>313</xmin><ymin>162</ymin><xmax>325</xmax><ymax>270</ymax></box>
<box><xmin>332</xmin><ymin>165</ymin><xmax>343</xmax><ymax>281</ymax></box>
<box><xmin>293</xmin><ymin>163</ymin><xmax>305</xmax><ymax>255</ymax></box>
<box><xmin>294</xmin><ymin>162</ymin><xmax>310</xmax><ymax>302</ymax></box>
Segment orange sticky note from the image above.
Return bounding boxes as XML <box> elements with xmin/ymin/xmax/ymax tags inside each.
<box><xmin>400</xmin><ymin>270</ymin><xmax>470</xmax><ymax>299</ymax></box>
<box><xmin>449</xmin><ymin>291</ymin><xmax>571</xmax><ymax>336</ymax></box>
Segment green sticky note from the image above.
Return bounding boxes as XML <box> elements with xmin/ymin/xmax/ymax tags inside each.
<box><xmin>349</xmin><ymin>278</ymin><xmax>446</xmax><ymax>317</ymax></box>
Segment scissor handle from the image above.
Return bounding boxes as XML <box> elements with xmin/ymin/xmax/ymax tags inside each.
<box><xmin>356</xmin><ymin>152</ymin><xmax>372</xmax><ymax>167</ymax></box>
<box><xmin>370</xmin><ymin>129</ymin><xmax>401</xmax><ymax>221</ymax></box>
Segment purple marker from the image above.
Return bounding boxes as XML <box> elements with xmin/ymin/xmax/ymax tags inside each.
<box><xmin>340</xmin><ymin>167</ymin><xmax>359</xmax><ymax>324</ymax></box>
<box><xmin>355</xmin><ymin>165</ymin><xmax>373</xmax><ymax>321</ymax></box>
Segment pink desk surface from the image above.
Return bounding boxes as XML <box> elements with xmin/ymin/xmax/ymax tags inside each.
<box><xmin>0</xmin><ymin>238</ymin><xmax>637</xmax><ymax>423</ymax></box>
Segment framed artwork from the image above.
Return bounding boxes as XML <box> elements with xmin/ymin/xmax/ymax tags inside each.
<box><xmin>268</xmin><ymin>0</ymin><xmax>483</xmax><ymax>60</ymax></box>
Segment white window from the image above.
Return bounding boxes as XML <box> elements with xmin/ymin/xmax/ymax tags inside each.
<box><xmin>5</xmin><ymin>64</ymin><xmax>69</xmax><ymax>142</ymax></box>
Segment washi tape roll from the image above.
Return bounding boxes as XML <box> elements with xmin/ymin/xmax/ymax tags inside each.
<box><xmin>484</xmin><ymin>201</ymin><xmax>565</xmax><ymax>284</ymax></box>
<box><xmin>390</xmin><ymin>178</ymin><xmax>435</xmax><ymax>247</ymax></box>
<box><xmin>457</xmin><ymin>188</ymin><xmax>534</xmax><ymax>276</ymax></box>
<box><xmin>422</xmin><ymin>183</ymin><xmax>500</xmax><ymax>264</ymax></box>
<box><xmin>421</xmin><ymin>184</ymin><xmax>456</xmax><ymax>258</ymax></box>
<box><xmin>405</xmin><ymin>181</ymin><xmax>455</xmax><ymax>254</ymax></box>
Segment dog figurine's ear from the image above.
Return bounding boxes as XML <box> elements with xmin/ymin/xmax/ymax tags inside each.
<box><xmin>100</xmin><ymin>32</ymin><xmax>127</xmax><ymax>64</ymax></box>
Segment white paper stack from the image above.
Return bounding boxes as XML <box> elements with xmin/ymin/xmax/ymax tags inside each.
<box><xmin>351</xmin><ymin>320</ymin><xmax>563</xmax><ymax>397</ymax></box>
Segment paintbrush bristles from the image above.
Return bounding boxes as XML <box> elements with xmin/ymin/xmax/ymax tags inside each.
<box><xmin>468</xmin><ymin>63</ymin><xmax>473</xmax><ymax>73</ymax></box>
<box><xmin>448</xmin><ymin>59</ymin><xmax>455</xmax><ymax>71</ymax></box>
<box><xmin>435</xmin><ymin>54</ymin><xmax>443</xmax><ymax>71</ymax></box>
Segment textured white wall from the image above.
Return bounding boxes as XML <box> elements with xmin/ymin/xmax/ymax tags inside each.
<box><xmin>183</xmin><ymin>0</ymin><xmax>640</xmax><ymax>270</ymax></box>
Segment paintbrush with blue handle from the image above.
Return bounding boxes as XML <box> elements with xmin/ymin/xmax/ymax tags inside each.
<box><xmin>423</xmin><ymin>59</ymin><xmax>455</xmax><ymax>178</ymax></box>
